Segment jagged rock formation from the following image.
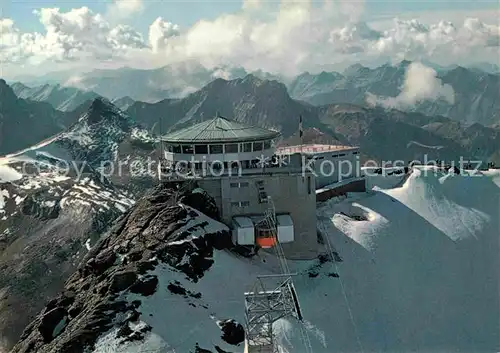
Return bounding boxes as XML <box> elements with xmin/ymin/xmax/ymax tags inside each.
<box><xmin>10</xmin><ymin>184</ymin><xmax>233</xmax><ymax>353</ymax></box>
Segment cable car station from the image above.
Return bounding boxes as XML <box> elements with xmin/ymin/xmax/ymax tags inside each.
<box><xmin>160</xmin><ymin>115</ymin><xmax>320</xmax><ymax>260</ymax></box>
<box><xmin>160</xmin><ymin>115</ymin><xmax>360</xmax><ymax>353</ymax></box>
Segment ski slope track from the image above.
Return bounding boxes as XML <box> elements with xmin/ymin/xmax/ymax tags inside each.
<box><xmin>11</xmin><ymin>168</ymin><xmax>499</xmax><ymax>353</ymax></box>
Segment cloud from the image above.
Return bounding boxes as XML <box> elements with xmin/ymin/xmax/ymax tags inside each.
<box><xmin>1</xmin><ymin>2</ymin><xmax>499</xmax><ymax>79</ymax></box>
<box><xmin>62</xmin><ymin>75</ymin><xmax>96</xmax><ymax>91</ymax></box>
<box><xmin>112</xmin><ymin>0</ymin><xmax>143</xmax><ymax>14</ymax></box>
<box><xmin>106</xmin><ymin>0</ymin><xmax>144</xmax><ymax>21</ymax></box>
<box><xmin>367</xmin><ymin>17</ymin><xmax>500</xmax><ymax>65</ymax></box>
<box><xmin>0</xmin><ymin>7</ymin><xmax>147</xmax><ymax>66</ymax></box>
<box><xmin>366</xmin><ymin>62</ymin><xmax>455</xmax><ymax>109</ymax></box>
<box><xmin>148</xmin><ymin>17</ymin><xmax>180</xmax><ymax>54</ymax></box>
<box><xmin>242</xmin><ymin>0</ymin><xmax>262</xmax><ymax>11</ymax></box>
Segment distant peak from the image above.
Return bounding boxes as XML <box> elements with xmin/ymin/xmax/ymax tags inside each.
<box><xmin>242</xmin><ymin>73</ymin><xmax>263</xmax><ymax>83</ymax></box>
<box><xmin>316</xmin><ymin>71</ymin><xmax>342</xmax><ymax>81</ymax></box>
<box><xmin>449</xmin><ymin>65</ymin><xmax>468</xmax><ymax>73</ymax></box>
<box><xmin>344</xmin><ymin>63</ymin><xmax>368</xmax><ymax>76</ymax></box>
<box><xmin>83</xmin><ymin>98</ymin><xmax>126</xmax><ymax>125</ymax></box>
<box><xmin>399</xmin><ymin>59</ymin><xmax>412</xmax><ymax>67</ymax></box>
<box><xmin>0</xmin><ymin>79</ymin><xmax>17</xmax><ymax>100</ymax></box>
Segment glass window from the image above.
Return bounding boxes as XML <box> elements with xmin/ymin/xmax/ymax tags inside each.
<box><xmin>231</xmin><ymin>201</ymin><xmax>250</xmax><ymax>207</ymax></box>
<box><xmin>209</xmin><ymin>144</ymin><xmax>223</xmax><ymax>154</ymax></box>
<box><xmin>253</xmin><ymin>141</ymin><xmax>263</xmax><ymax>151</ymax></box>
<box><xmin>263</xmin><ymin>140</ymin><xmax>272</xmax><ymax>149</ymax></box>
<box><xmin>194</xmin><ymin>145</ymin><xmax>208</xmax><ymax>154</ymax></box>
<box><xmin>225</xmin><ymin>143</ymin><xmax>239</xmax><ymax>153</ymax></box>
<box><xmin>230</xmin><ymin>182</ymin><xmax>249</xmax><ymax>188</ymax></box>
<box><xmin>230</xmin><ymin>161</ymin><xmax>242</xmax><ymax>170</ymax></box>
<box><xmin>182</xmin><ymin>145</ymin><xmax>193</xmax><ymax>154</ymax></box>
<box><xmin>166</xmin><ymin>144</ymin><xmax>173</xmax><ymax>152</ymax></box>
<box><xmin>257</xmin><ymin>228</ymin><xmax>273</xmax><ymax>238</ymax></box>
<box><xmin>172</xmin><ymin>145</ymin><xmax>181</xmax><ymax>153</ymax></box>
<box><xmin>211</xmin><ymin>161</ymin><xmax>223</xmax><ymax>170</ymax></box>
<box><xmin>242</xmin><ymin>143</ymin><xmax>252</xmax><ymax>152</ymax></box>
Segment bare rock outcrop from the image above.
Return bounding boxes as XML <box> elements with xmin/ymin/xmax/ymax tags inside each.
<box><xmin>11</xmin><ymin>183</ymin><xmax>232</xmax><ymax>353</ymax></box>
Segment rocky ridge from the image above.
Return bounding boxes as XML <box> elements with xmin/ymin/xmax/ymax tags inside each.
<box><xmin>10</xmin><ymin>183</ymin><xmax>242</xmax><ymax>353</ymax></box>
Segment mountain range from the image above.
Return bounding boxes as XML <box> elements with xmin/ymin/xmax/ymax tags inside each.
<box><xmin>288</xmin><ymin>61</ymin><xmax>500</xmax><ymax>127</ymax></box>
<box><xmin>3</xmin><ymin>74</ymin><xmax>500</xmax><ymax>166</ymax></box>
<box><xmin>11</xmin><ymin>82</ymin><xmax>99</xmax><ymax>112</ymax></box>
<box><xmin>9</xmin><ymin>61</ymin><xmax>499</xmax><ymax>128</ymax></box>
<box><xmin>124</xmin><ymin>75</ymin><xmax>499</xmax><ymax>165</ymax></box>
<box><xmin>0</xmin><ymin>62</ymin><xmax>499</xmax><ymax>352</ymax></box>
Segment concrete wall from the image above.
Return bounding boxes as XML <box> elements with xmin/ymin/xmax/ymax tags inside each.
<box><xmin>285</xmin><ymin>149</ymin><xmax>361</xmax><ymax>189</ymax></box>
<box><xmin>305</xmin><ymin>148</ymin><xmax>361</xmax><ymax>188</ymax></box>
<box><xmin>198</xmin><ymin>172</ymin><xmax>318</xmax><ymax>260</ymax></box>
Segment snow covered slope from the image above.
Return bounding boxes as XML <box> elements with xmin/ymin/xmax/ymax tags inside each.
<box><xmin>317</xmin><ymin>166</ymin><xmax>499</xmax><ymax>352</ymax></box>
<box><xmin>11</xmin><ymin>168</ymin><xmax>499</xmax><ymax>353</ymax></box>
<box><xmin>363</xmin><ymin>166</ymin><xmax>409</xmax><ymax>190</ymax></box>
<box><xmin>0</xmin><ymin>153</ymin><xmax>136</xmax><ymax>351</ymax></box>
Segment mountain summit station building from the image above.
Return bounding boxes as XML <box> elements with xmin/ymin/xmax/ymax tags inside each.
<box><xmin>160</xmin><ymin>115</ymin><xmax>360</xmax><ymax>259</ymax></box>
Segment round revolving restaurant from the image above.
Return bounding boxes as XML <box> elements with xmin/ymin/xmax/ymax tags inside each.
<box><xmin>161</xmin><ymin>115</ymin><xmax>281</xmax><ymax>170</ymax></box>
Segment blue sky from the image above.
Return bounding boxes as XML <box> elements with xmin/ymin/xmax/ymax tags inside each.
<box><xmin>1</xmin><ymin>0</ymin><xmax>498</xmax><ymax>79</ymax></box>
<box><xmin>3</xmin><ymin>0</ymin><xmax>498</xmax><ymax>35</ymax></box>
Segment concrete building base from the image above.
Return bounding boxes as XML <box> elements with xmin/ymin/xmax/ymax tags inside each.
<box><xmin>198</xmin><ymin>172</ymin><xmax>318</xmax><ymax>260</ymax></box>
